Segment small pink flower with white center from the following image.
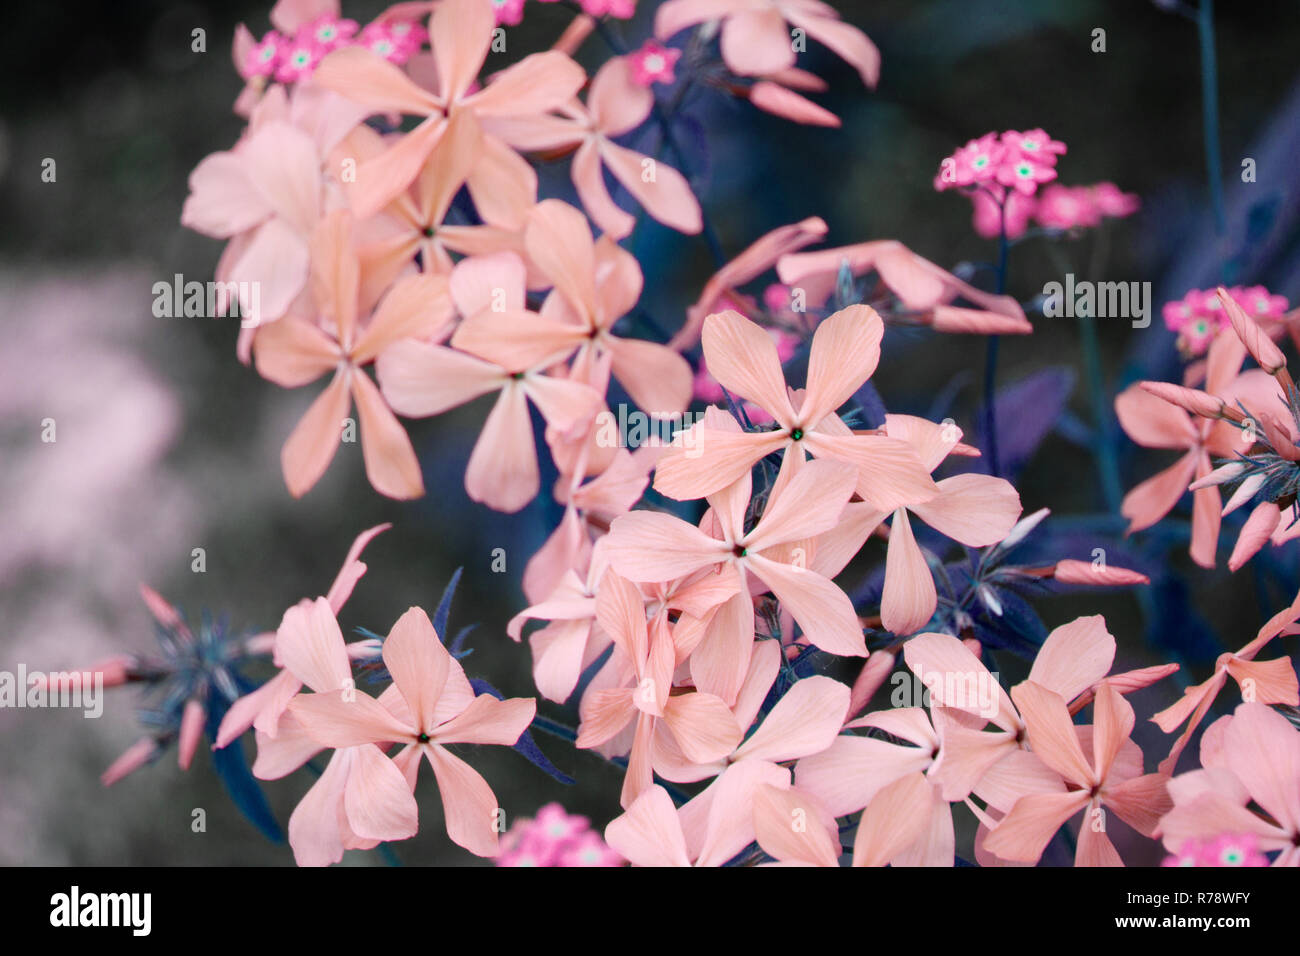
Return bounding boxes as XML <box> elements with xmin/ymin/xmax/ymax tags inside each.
<box><xmin>1203</xmin><ymin>834</ymin><xmax>1270</xmax><ymax>867</ymax></box>
<box><xmin>556</xmin><ymin>830</ymin><xmax>625</xmax><ymax>867</ymax></box>
<box><xmin>1090</xmin><ymin>181</ymin><xmax>1140</xmax><ymax>218</ymax></box>
<box><xmin>1034</xmin><ymin>184</ymin><xmax>1100</xmax><ymax>230</ymax></box>
<box><xmin>763</xmin><ymin>283</ymin><xmax>793</xmax><ymax>312</ymax></box>
<box><xmin>491</xmin><ymin>0</ymin><xmax>526</xmax><ymax>26</ymax></box>
<box><xmin>274</xmin><ymin>39</ymin><xmax>324</xmax><ymax>83</ymax></box>
<box><xmin>301</xmin><ymin>16</ymin><xmax>358</xmax><ymax>53</ymax></box>
<box><xmin>582</xmin><ymin>0</ymin><xmax>637</xmax><ymax>17</ymax></box>
<box><xmin>936</xmin><ymin>133</ymin><xmax>1005</xmax><ymax>189</ymax></box>
<box><xmin>996</xmin><ymin>155</ymin><xmax>1057</xmax><ymax>195</ymax></box>
<box><xmin>1162</xmin><ymin>292</ymin><xmax>1198</xmax><ymax>333</ymax></box>
<box><xmin>1162</xmin><ymin>840</ymin><xmax>1201</xmax><ymax>867</ymax></box>
<box><xmin>1000</xmin><ymin>128</ymin><xmax>1067</xmax><ymax>165</ymax></box>
<box><xmin>628</xmin><ymin>40</ymin><xmax>681</xmax><ymax>87</ymax></box>
<box><xmin>496</xmin><ymin>803</ymin><xmax>623</xmax><ymax>867</ymax></box>
<box><xmin>1163</xmin><ymin>834</ymin><xmax>1269</xmax><ymax>867</ymax></box>
<box><xmin>1239</xmin><ymin>284</ymin><xmax>1288</xmax><ymax>320</ymax></box>
<box><xmin>1163</xmin><ymin>287</ymin><xmax>1266</xmax><ymax>354</ymax></box>
<box><xmin>385</xmin><ymin>19</ymin><xmax>425</xmax><ymax>46</ymax></box>
<box><xmin>245</xmin><ymin>31</ymin><xmax>285</xmax><ymax>79</ymax></box>
<box><xmin>1181</xmin><ymin>314</ymin><xmax>1218</xmax><ymax>355</ymax></box>
<box><xmin>357</xmin><ymin>23</ymin><xmax>404</xmax><ymax>62</ymax></box>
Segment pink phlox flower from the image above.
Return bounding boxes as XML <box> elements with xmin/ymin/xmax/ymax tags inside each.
<box><xmin>628</xmin><ymin>40</ymin><xmax>681</xmax><ymax>86</ymax></box>
<box><xmin>275</xmin><ymin>37</ymin><xmax>327</xmax><ymax>83</ymax></box>
<box><xmin>1162</xmin><ymin>834</ymin><xmax>1269</xmax><ymax>867</ymax></box>
<box><xmin>1033</xmin><ymin>184</ymin><xmax>1102</xmax><ymax>231</ymax></box>
<box><xmin>300</xmin><ymin>14</ymin><xmax>359</xmax><ymax>51</ymax></box>
<box><xmin>490</xmin><ymin>0</ymin><xmax>527</xmax><ymax>26</ymax></box>
<box><xmin>246</xmin><ymin>30</ymin><xmax>288</xmax><ymax>78</ymax></box>
<box><xmin>936</xmin><ymin>133</ymin><xmax>1005</xmax><ymax>190</ymax></box>
<box><xmin>497</xmin><ymin>803</ymin><xmax>624</xmax><ymax>866</ymax></box>
<box><xmin>999</xmin><ymin>128</ymin><xmax>1067</xmax><ymax>165</ymax></box>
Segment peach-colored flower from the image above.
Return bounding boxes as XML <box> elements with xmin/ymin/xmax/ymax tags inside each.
<box><xmin>1158</xmin><ymin>704</ymin><xmax>1300</xmax><ymax>865</ymax></box>
<box><xmin>183</xmin><ymin>82</ymin><xmax>370</xmax><ymax>360</ymax></box>
<box><xmin>606</xmin><ymin>455</ymin><xmax>868</xmax><ymax>703</ymax></box>
<box><xmin>1151</xmin><ymin>598</ymin><xmax>1299</xmax><ymax>775</ymax></box>
<box><xmin>864</xmin><ymin>415</ymin><xmax>1022</xmax><ymax>635</ymax></box>
<box><xmin>253</xmin><ymin>210</ymin><xmax>450</xmax><ymax>498</ymax></box>
<box><xmin>776</xmin><ymin>239</ymin><xmax>1032</xmax><ymax>334</ymax></box>
<box><xmin>654</xmin><ymin>640</ymin><xmax>850</xmax><ymax>783</ymax></box>
<box><xmin>654</xmin><ymin>307</ymin><xmax>940</xmax><ymax>510</ymax></box>
<box><xmin>486</xmin><ymin>57</ymin><xmax>702</xmax><ymax>239</ymax></box>
<box><xmin>605</xmin><ymin>761</ymin><xmax>798</xmax><ymax>866</ymax></box>
<box><xmin>214</xmin><ymin>523</ymin><xmax>390</xmax><ymax>749</ymax></box>
<box><xmin>899</xmin><ymin>617</ymin><xmax>1164</xmax><ymax>808</ymax></box>
<box><xmin>575</xmin><ymin>571</ymin><xmax>741</xmax><ymax>807</ymax></box>
<box><xmin>671</xmin><ymin>216</ymin><xmax>828</xmax><ymax>350</ymax></box>
<box><xmin>451</xmin><ymin>200</ymin><xmax>694</xmax><ymax>421</ymax></box>
<box><xmin>375</xmin><ymin>251</ymin><xmax>604</xmax><ymax>512</ymax></box>
<box><xmin>312</xmin><ymin>0</ymin><xmax>585</xmax><ymax>220</ymax></box>
<box><xmin>982</xmin><ymin>682</ymin><xmax>1171</xmax><ymax>866</ymax></box>
<box><xmin>290</xmin><ymin>605</ymin><xmax>537</xmax><ymax>857</ymax></box>
<box><xmin>1116</xmin><ymin>330</ymin><xmax>1248</xmax><ymax>567</ymax></box>
<box><xmin>348</xmin><ymin>111</ymin><xmax>525</xmax><ymax>299</ymax></box>
<box><xmin>656</xmin><ymin>0</ymin><xmax>880</xmax><ymax>88</ymax></box>
<box><xmin>254</xmin><ymin>597</ymin><xmax>418</xmax><ymax>867</ymax></box>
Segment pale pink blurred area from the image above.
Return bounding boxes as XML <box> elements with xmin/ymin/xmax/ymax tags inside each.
<box><xmin>0</xmin><ymin>268</ymin><xmax>193</xmax><ymax>583</ymax></box>
<box><xmin>0</xmin><ymin>263</ymin><xmax>443</xmax><ymax>864</ymax></box>
<box><xmin>0</xmin><ymin>266</ymin><xmax>202</xmax><ymax>863</ymax></box>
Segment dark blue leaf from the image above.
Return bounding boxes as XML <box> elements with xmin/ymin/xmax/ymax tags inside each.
<box><xmin>975</xmin><ymin>367</ymin><xmax>1075</xmax><ymax>477</ymax></box>
<box><xmin>449</xmin><ymin>623</ymin><xmax>477</xmax><ymax>658</ymax></box>
<box><xmin>469</xmin><ymin>678</ymin><xmax>575</xmax><ymax>786</ymax></box>
<box><xmin>204</xmin><ymin>689</ymin><xmax>283</xmax><ymax>843</ymax></box>
<box><xmin>969</xmin><ymin>586</ymin><xmax>1047</xmax><ymax>659</ymax></box>
<box><xmin>434</xmin><ymin>567</ymin><xmax>464</xmax><ymax>640</ymax></box>
<box><xmin>850</xmin><ymin>379</ymin><xmax>888</xmax><ymax>429</ymax></box>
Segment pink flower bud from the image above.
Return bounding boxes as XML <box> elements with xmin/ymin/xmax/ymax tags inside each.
<box><xmin>1137</xmin><ymin>380</ymin><xmax>1223</xmax><ymax>419</ymax></box>
<box><xmin>1052</xmin><ymin>559</ymin><xmax>1149</xmax><ymax>586</ymax></box>
<box><xmin>1228</xmin><ymin>502</ymin><xmax>1281</xmax><ymax>571</ymax></box>
<box><xmin>101</xmin><ymin>738</ymin><xmax>159</xmax><ymax>787</ymax></box>
<box><xmin>748</xmin><ymin>82</ymin><xmax>841</xmax><ymax>128</ymax></box>
<box><xmin>929</xmin><ymin>305</ymin><xmax>1033</xmax><ymax>335</ymax></box>
<box><xmin>1220</xmin><ymin>286</ymin><xmax>1288</xmax><ymax>374</ymax></box>
<box><xmin>178</xmin><ymin>699</ymin><xmax>206</xmax><ymax>771</ymax></box>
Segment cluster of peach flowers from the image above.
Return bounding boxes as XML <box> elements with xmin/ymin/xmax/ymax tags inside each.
<box><xmin>1114</xmin><ymin>288</ymin><xmax>1300</xmax><ymax>859</ymax></box>
<box><xmin>97</xmin><ymin>0</ymin><xmax>1294</xmax><ymax>868</ymax></box>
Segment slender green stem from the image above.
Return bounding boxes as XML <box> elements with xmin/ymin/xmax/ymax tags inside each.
<box><xmin>531</xmin><ymin>714</ymin><xmax>578</xmax><ymax>743</ymax></box>
<box><xmin>1078</xmin><ymin>311</ymin><xmax>1122</xmax><ymax>510</ymax></box>
<box><xmin>983</xmin><ymin>203</ymin><xmax>1010</xmax><ymax>477</ymax></box>
<box><xmin>1197</xmin><ymin>0</ymin><xmax>1227</xmax><ymax>278</ymax></box>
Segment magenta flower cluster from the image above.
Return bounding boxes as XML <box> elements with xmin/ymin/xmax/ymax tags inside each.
<box><xmin>496</xmin><ymin>803</ymin><xmax>625</xmax><ymax>867</ymax></box>
<box><xmin>1163</xmin><ymin>285</ymin><xmax>1291</xmax><ymax>355</ymax></box>
<box><xmin>935</xmin><ymin>129</ymin><xmax>1138</xmax><ymax>238</ymax></box>
<box><xmin>244</xmin><ymin>14</ymin><xmax>425</xmax><ymax>82</ymax></box>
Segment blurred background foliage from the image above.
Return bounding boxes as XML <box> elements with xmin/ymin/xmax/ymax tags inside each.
<box><xmin>1</xmin><ymin>0</ymin><xmax>1298</xmax><ymax>864</ymax></box>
